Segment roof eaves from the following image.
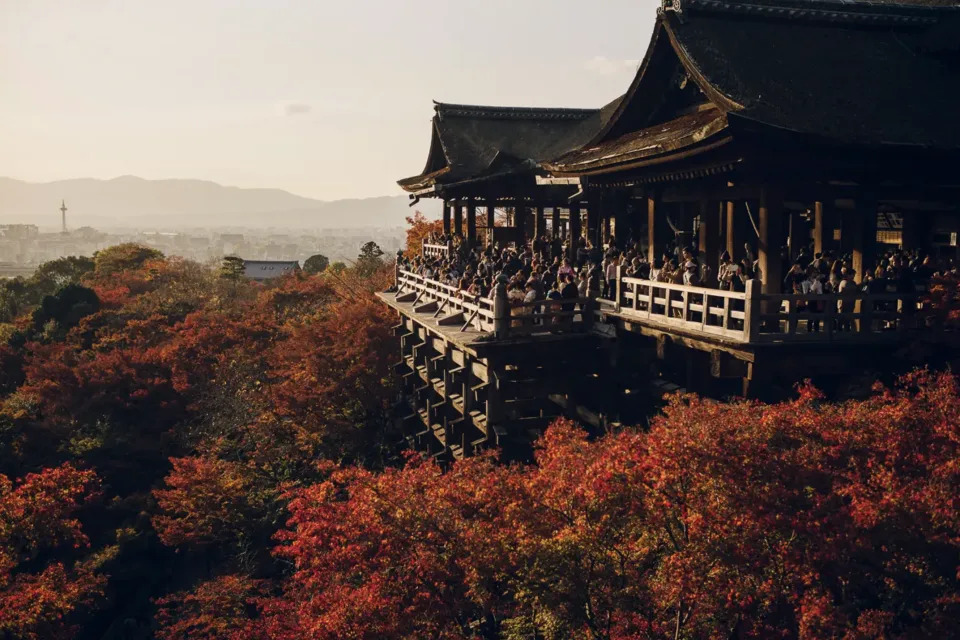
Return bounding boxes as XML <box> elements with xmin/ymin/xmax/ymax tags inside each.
<box><xmin>434</xmin><ymin>101</ymin><xmax>599</xmax><ymax>121</ymax></box>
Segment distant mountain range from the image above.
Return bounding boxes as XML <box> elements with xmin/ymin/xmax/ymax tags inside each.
<box><xmin>0</xmin><ymin>176</ymin><xmax>438</xmax><ymax>230</ymax></box>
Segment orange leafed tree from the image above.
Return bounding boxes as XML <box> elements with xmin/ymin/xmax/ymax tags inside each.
<box><xmin>0</xmin><ymin>464</ymin><xmax>105</xmax><ymax>640</ymax></box>
<box><xmin>260</xmin><ymin>373</ymin><xmax>960</xmax><ymax>639</ymax></box>
<box><xmin>404</xmin><ymin>211</ymin><xmax>442</xmax><ymax>259</ymax></box>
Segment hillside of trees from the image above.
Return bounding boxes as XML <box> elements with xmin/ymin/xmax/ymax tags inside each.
<box><xmin>0</xmin><ymin>228</ymin><xmax>957</xmax><ymax>639</ymax></box>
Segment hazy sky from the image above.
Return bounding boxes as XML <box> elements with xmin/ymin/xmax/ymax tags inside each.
<box><xmin>1</xmin><ymin>0</ymin><xmax>658</xmax><ymax>200</ymax></box>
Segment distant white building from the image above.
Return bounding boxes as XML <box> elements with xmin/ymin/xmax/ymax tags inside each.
<box><xmin>242</xmin><ymin>260</ymin><xmax>299</xmax><ymax>282</ymax></box>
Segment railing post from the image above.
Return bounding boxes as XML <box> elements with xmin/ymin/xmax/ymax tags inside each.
<box><xmin>858</xmin><ymin>295</ymin><xmax>874</xmax><ymax>334</ymax></box>
<box><xmin>743</xmin><ymin>279</ymin><xmax>760</xmax><ymax>343</ymax></box>
<box><xmin>615</xmin><ymin>265</ymin><xmax>623</xmax><ymax>312</ymax></box>
<box><xmin>395</xmin><ymin>261</ymin><xmax>401</xmax><ymax>288</ymax></box>
<box><xmin>583</xmin><ymin>297</ymin><xmax>595</xmax><ymax>331</ymax></box>
<box><xmin>493</xmin><ymin>280</ymin><xmax>509</xmax><ymax>339</ymax></box>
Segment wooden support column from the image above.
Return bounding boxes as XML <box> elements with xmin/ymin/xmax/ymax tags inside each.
<box><xmin>602</xmin><ymin>214</ymin><xmax>612</xmax><ymax>244</ymax></box>
<box><xmin>900</xmin><ymin>211</ymin><xmax>927</xmax><ymax>251</ymax></box>
<box><xmin>515</xmin><ymin>201</ymin><xmax>529</xmax><ymax>240</ymax></box>
<box><xmin>647</xmin><ymin>196</ymin><xmax>658</xmax><ymax>264</ymax></box>
<box><xmin>534</xmin><ymin>206</ymin><xmax>546</xmax><ymax>240</ymax></box>
<box><xmin>551</xmin><ymin>207</ymin><xmax>561</xmax><ymax>238</ymax></box>
<box><xmin>466</xmin><ymin>198</ymin><xmax>477</xmax><ymax>247</ymax></box>
<box><xmin>725</xmin><ymin>201</ymin><xmax>736</xmax><ymax>257</ymax></box>
<box><xmin>485</xmin><ymin>202</ymin><xmax>496</xmax><ymax>246</ymax></box>
<box><xmin>758</xmin><ymin>187</ymin><xmax>784</xmax><ymax>294</ymax></box>
<box><xmin>647</xmin><ymin>195</ymin><xmax>672</xmax><ymax>264</ymax></box>
<box><xmin>453</xmin><ymin>202</ymin><xmax>464</xmax><ymax>237</ymax></box>
<box><xmin>569</xmin><ymin>204</ymin><xmax>582</xmax><ymax>260</ymax></box>
<box><xmin>698</xmin><ymin>200</ymin><xmax>722</xmax><ymax>286</ymax></box>
<box><xmin>813</xmin><ymin>201</ymin><xmax>826</xmax><ymax>256</ymax></box>
<box><xmin>442</xmin><ymin>202</ymin><xmax>451</xmax><ymax>235</ymax></box>
<box><xmin>851</xmin><ymin>196</ymin><xmax>878</xmax><ymax>283</ymax></box>
<box><xmin>586</xmin><ymin>194</ymin><xmax>600</xmax><ymax>248</ymax></box>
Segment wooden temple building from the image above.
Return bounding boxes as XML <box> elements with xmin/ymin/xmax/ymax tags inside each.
<box><xmin>380</xmin><ymin>0</ymin><xmax>960</xmax><ymax>459</ymax></box>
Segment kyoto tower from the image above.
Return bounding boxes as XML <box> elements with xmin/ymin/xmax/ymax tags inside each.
<box><xmin>60</xmin><ymin>200</ymin><xmax>68</xmax><ymax>233</ymax></box>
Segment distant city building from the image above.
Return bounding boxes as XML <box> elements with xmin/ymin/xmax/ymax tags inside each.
<box><xmin>0</xmin><ymin>225</ymin><xmax>39</xmax><ymax>240</ymax></box>
<box><xmin>242</xmin><ymin>260</ymin><xmax>300</xmax><ymax>282</ymax></box>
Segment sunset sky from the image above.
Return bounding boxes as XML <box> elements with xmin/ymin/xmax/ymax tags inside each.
<box><xmin>1</xmin><ymin>0</ymin><xmax>658</xmax><ymax>200</ymax></box>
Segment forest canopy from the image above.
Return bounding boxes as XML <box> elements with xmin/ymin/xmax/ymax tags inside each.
<box><xmin>0</xmin><ymin>237</ymin><xmax>956</xmax><ymax>639</ymax></box>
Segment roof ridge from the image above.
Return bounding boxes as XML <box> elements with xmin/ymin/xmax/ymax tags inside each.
<box><xmin>433</xmin><ymin>102</ymin><xmax>599</xmax><ymax>121</ymax></box>
<box><xmin>662</xmin><ymin>0</ymin><xmax>957</xmax><ymax>26</ymax></box>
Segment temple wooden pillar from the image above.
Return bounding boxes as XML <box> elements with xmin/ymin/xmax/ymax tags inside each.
<box><xmin>485</xmin><ymin>202</ymin><xmax>496</xmax><ymax>246</ymax></box>
<box><xmin>551</xmin><ymin>207</ymin><xmax>561</xmax><ymax>238</ymax></box>
<box><xmin>647</xmin><ymin>197</ymin><xmax>658</xmax><ymax>264</ymax></box>
<box><xmin>647</xmin><ymin>195</ymin><xmax>673</xmax><ymax>264</ymax></box>
<box><xmin>698</xmin><ymin>200</ymin><xmax>722</xmax><ymax>286</ymax></box>
<box><xmin>569</xmin><ymin>204</ymin><xmax>582</xmax><ymax>259</ymax></box>
<box><xmin>453</xmin><ymin>202</ymin><xmax>464</xmax><ymax>238</ymax></box>
<box><xmin>534</xmin><ymin>206</ymin><xmax>546</xmax><ymax>240</ymax></box>
<box><xmin>602</xmin><ymin>214</ymin><xmax>612</xmax><ymax>244</ymax></box>
<box><xmin>758</xmin><ymin>188</ymin><xmax>784</xmax><ymax>294</ymax></box>
<box><xmin>586</xmin><ymin>194</ymin><xmax>600</xmax><ymax>247</ymax></box>
<box><xmin>442</xmin><ymin>202</ymin><xmax>451</xmax><ymax>235</ymax></box>
<box><xmin>813</xmin><ymin>201</ymin><xmax>826</xmax><ymax>256</ymax></box>
<box><xmin>515</xmin><ymin>201</ymin><xmax>529</xmax><ymax>240</ymax></box>
<box><xmin>851</xmin><ymin>197</ymin><xmax>878</xmax><ymax>283</ymax></box>
<box><xmin>725</xmin><ymin>201</ymin><xmax>736</xmax><ymax>257</ymax></box>
<box><xmin>466</xmin><ymin>198</ymin><xmax>477</xmax><ymax>247</ymax></box>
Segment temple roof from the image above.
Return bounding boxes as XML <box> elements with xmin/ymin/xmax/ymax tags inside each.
<box><xmin>398</xmin><ymin>99</ymin><xmax>621</xmax><ymax>195</ymax></box>
<box><xmin>243</xmin><ymin>260</ymin><xmax>300</xmax><ymax>281</ymax></box>
<box><xmin>547</xmin><ymin>0</ymin><xmax>960</xmax><ymax>176</ymax></box>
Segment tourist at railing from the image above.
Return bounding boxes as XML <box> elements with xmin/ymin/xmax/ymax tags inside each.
<box><xmin>405</xmin><ymin>229</ymin><xmax>956</xmax><ymax>338</ymax></box>
<box><xmin>604</xmin><ymin>256</ymin><xmax>619</xmax><ymax>300</ymax></box>
<box><xmin>718</xmin><ymin>251</ymin><xmax>742</xmax><ymax>291</ymax></box>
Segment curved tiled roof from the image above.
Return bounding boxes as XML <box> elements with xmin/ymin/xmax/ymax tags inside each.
<box><xmin>668</xmin><ymin>5</ymin><xmax>960</xmax><ymax>147</ymax></box>
<box><xmin>549</xmin><ymin>0</ymin><xmax>960</xmax><ymax>176</ymax></box>
<box><xmin>398</xmin><ymin>99</ymin><xmax>621</xmax><ymax>194</ymax></box>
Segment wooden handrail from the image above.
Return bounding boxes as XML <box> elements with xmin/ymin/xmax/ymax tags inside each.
<box><xmin>396</xmin><ymin>269</ymin><xmax>495</xmax><ymax>333</ymax></box>
<box><xmin>421</xmin><ymin>242</ymin><xmax>450</xmax><ymax>260</ymax></box>
<box><xmin>397</xmin><ymin>268</ymin><xmax>594</xmax><ymax>339</ymax></box>
<box><xmin>616</xmin><ymin>274</ymin><xmax>926</xmax><ymax>344</ymax></box>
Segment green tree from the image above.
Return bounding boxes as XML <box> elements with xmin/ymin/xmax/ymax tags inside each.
<box><xmin>219</xmin><ymin>256</ymin><xmax>246</xmax><ymax>280</ymax></box>
<box><xmin>31</xmin><ymin>283</ymin><xmax>100</xmax><ymax>335</ymax></box>
<box><xmin>303</xmin><ymin>254</ymin><xmax>330</xmax><ymax>275</ymax></box>
<box><xmin>93</xmin><ymin>243</ymin><xmax>164</xmax><ymax>276</ymax></box>
<box><xmin>31</xmin><ymin>256</ymin><xmax>95</xmax><ymax>289</ymax></box>
<box><xmin>330</xmin><ymin>261</ymin><xmax>347</xmax><ymax>275</ymax></box>
<box><xmin>355</xmin><ymin>241</ymin><xmax>384</xmax><ymax>277</ymax></box>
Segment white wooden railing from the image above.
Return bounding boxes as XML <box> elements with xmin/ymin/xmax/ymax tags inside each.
<box><xmin>397</xmin><ymin>266</ymin><xmax>924</xmax><ymax>345</ymax></box>
<box><xmin>396</xmin><ymin>268</ymin><xmax>594</xmax><ymax>338</ymax></box>
<box><xmin>422</xmin><ymin>242</ymin><xmax>450</xmax><ymax>260</ymax></box>
<box><xmin>618</xmin><ymin>276</ymin><xmax>748</xmax><ymax>341</ymax></box>
<box><xmin>396</xmin><ymin>269</ymin><xmax>495</xmax><ymax>333</ymax></box>
<box><xmin>616</xmin><ymin>275</ymin><xmax>924</xmax><ymax>344</ymax></box>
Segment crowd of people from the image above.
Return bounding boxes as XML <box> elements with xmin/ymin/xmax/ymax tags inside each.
<box><xmin>403</xmin><ymin>230</ymin><xmax>953</xmax><ymax>329</ymax></box>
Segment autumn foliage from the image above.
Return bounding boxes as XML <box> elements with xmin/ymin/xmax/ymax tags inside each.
<box><xmin>0</xmin><ymin>464</ymin><xmax>105</xmax><ymax>640</ymax></box>
<box><xmin>0</xmin><ymin>239</ymin><xmax>958</xmax><ymax>638</ymax></box>
<box><xmin>404</xmin><ymin>210</ymin><xmax>443</xmax><ymax>259</ymax></box>
<box><xmin>255</xmin><ymin>374</ymin><xmax>960</xmax><ymax>639</ymax></box>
